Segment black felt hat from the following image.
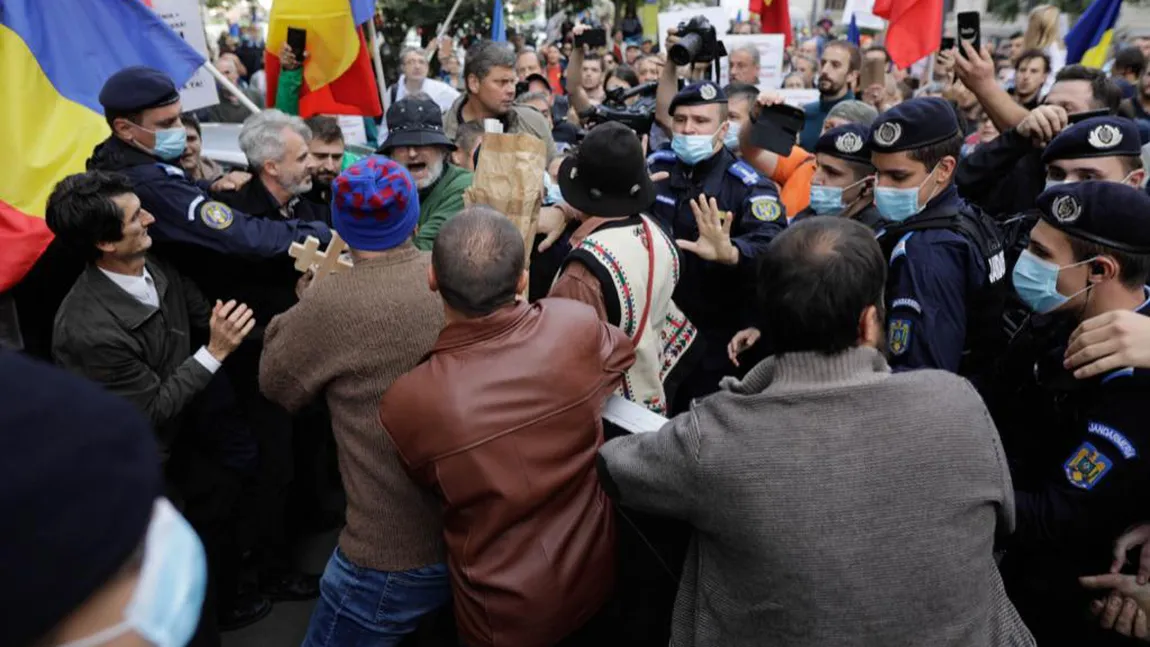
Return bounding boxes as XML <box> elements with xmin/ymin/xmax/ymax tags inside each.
<box><xmin>559</xmin><ymin>122</ymin><xmax>655</xmax><ymax>218</ymax></box>
<box><xmin>379</xmin><ymin>96</ymin><xmax>455</xmax><ymax>152</ymax></box>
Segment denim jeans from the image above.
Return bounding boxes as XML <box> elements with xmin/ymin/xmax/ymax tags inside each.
<box><xmin>302</xmin><ymin>548</ymin><xmax>451</xmax><ymax>647</ymax></box>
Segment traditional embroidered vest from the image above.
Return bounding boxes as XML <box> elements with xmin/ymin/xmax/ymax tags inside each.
<box><xmin>561</xmin><ymin>215</ymin><xmax>698</xmax><ymax>415</ymax></box>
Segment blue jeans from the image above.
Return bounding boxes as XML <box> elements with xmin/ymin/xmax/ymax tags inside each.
<box><xmin>301</xmin><ymin>548</ymin><xmax>451</xmax><ymax>647</ymax></box>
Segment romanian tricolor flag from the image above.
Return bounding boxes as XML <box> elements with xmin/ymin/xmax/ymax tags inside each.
<box><xmin>1066</xmin><ymin>0</ymin><xmax>1123</xmax><ymax>68</ymax></box>
<box><xmin>263</xmin><ymin>0</ymin><xmax>382</xmax><ymax>118</ymax></box>
<box><xmin>0</xmin><ymin>0</ymin><xmax>204</xmax><ymax>292</ymax></box>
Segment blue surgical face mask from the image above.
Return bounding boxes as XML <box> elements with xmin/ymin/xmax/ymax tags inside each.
<box><xmin>809</xmin><ymin>176</ymin><xmax>871</xmax><ymax>215</ymax></box>
<box><xmin>58</xmin><ymin>499</ymin><xmax>207</xmax><ymax>647</ymax></box>
<box><xmin>134</xmin><ymin>123</ymin><xmax>188</xmax><ymax>161</ymax></box>
<box><xmin>723</xmin><ymin>122</ymin><xmax>742</xmax><ymax>150</ymax></box>
<box><xmin>672</xmin><ymin>132</ymin><xmax>719</xmax><ymax>166</ymax></box>
<box><xmin>1012</xmin><ymin>249</ymin><xmax>1095</xmax><ymax>314</ymax></box>
<box><xmin>874</xmin><ymin>165</ymin><xmax>940</xmax><ymax>223</ymax></box>
<box><xmin>543</xmin><ymin>172</ymin><xmax>564</xmax><ymax>205</ymax></box>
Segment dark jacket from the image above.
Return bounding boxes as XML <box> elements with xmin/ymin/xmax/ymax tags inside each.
<box><xmin>380</xmin><ymin>299</ymin><xmax>635</xmax><ymax>647</ymax></box>
<box><xmin>956</xmin><ymin>128</ymin><xmax>1045</xmax><ymax>218</ymax></box>
<box><xmin>52</xmin><ymin>261</ymin><xmax>212</xmax><ymax>457</ymax></box>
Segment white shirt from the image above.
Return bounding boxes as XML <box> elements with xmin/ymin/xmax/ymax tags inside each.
<box><xmin>383</xmin><ymin>76</ymin><xmax>460</xmax><ymax>131</ymax></box>
<box><xmin>98</xmin><ymin>266</ymin><xmax>220</xmax><ymax>374</ymax></box>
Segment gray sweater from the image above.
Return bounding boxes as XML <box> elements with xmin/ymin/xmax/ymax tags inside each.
<box><xmin>600</xmin><ymin>347</ymin><xmax>1035</xmax><ymax>647</ymax></box>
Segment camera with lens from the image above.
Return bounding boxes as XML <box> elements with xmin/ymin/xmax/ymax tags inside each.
<box><xmin>579</xmin><ymin>82</ymin><xmax>657</xmax><ymax>135</ymax></box>
<box><xmin>669</xmin><ymin>16</ymin><xmax>726</xmax><ymax>66</ymax></box>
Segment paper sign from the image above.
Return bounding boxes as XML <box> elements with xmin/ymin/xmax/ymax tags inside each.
<box><xmin>841</xmin><ymin>0</ymin><xmax>887</xmax><ymax>31</ymax></box>
<box><xmin>337</xmin><ymin>115</ymin><xmax>369</xmax><ymax>147</ymax></box>
<box><xmin>657</xmin><ymin>7</ymin><xmax>730</xmax><ymax>60</ymax></box>
<box><xmin>149</xmin><ymin>0</ymin><xmax>219</xmax><ymax>112</ymax></box>
<box><xmin>719</xmin><ymin>34</ymin><xmax>786</xmax><ymax>89</ymax></box>
<box><xmin>778</xmin><ymin>89</ymin><xmax>819</xmax><ymax>108</ymax></box>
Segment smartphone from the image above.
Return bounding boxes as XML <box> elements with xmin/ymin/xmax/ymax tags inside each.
<box><xmin>940</xmin><ymin>37</ymin><xmax>956</xmax><ymax>51</ymax></box>
<box><xmin>575</xmin><ymin>28</ymin><xmax>607</xmax><ymax>48</ymax></box>
<box><xmin>957</xmin><ymin>12</ymin><xmax>980</xmax><ymax>58</ymax></box>
<box><xmin>1068</xmin><ymin>108</ymin><xmax>1110</xmax><ymax>124</ymax></box>
<box><xmin>287</xmin><ymin>27</ymin><xmax>307</xmax><ymax>61</ymax></box>
<box><xmin>861</xmin><ymin>58</ymin><xmax>885</xmax><ymax>89</ymax></box>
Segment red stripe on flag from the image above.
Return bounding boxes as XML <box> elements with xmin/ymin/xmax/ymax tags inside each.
<box><xmin>0</xmin><ymin>200</ymin><xmax>54</xmax><ymax>293</ymax></box>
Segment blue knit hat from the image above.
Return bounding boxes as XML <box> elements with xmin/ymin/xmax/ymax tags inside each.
<box><xmin>331</xmin><ymin>156</ymin><xmax>421</xmax><ymax>252</ymax></box>
<box><xmin>0</xmin><ymin>352</ymin><xmax>162</xmax><ymax>647</ymax></box>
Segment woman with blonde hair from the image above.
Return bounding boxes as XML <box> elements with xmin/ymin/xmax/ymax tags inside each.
<box><xmin>1024</xmin><ymin>4</ymin><xmax>1066</xmax><ymax>87</ymax></box>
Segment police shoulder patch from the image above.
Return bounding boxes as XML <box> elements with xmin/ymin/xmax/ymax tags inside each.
<box><xmin>1064</xmin><ymin>441</ymin><xmax>1113</xmax><ymax>490</ymax></box>
<box><xmin>199</xmin><ymin>201</ymin><xmax>234</xmax><ymax>231</ymax></box>
<box><xmin>750</xmin><ymin>196</ymin><xmax>781</xmax><ymax>222</ymax></box>
<box><xmin>728</xmin><ymin>160</ymin><xmax>761</xmax><ymax>187</ymax></box>
<box><xmin>888</xmin><ymin>317</ymin><xmax>912</xmax><ymax>356</ymax></box>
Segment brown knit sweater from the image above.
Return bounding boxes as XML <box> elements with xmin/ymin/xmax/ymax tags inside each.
<box><xmin>260</xmin><ymin>244</ymin><xmax>446</xmax><ymax>571</ymax></box>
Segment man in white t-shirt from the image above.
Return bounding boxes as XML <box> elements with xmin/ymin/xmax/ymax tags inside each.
<box><xmin>386</xmin><ymin>47</ymin><xmax>460</xmax><ymax>121</ymax></box>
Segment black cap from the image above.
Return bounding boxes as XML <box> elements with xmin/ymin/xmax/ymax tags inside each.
<box><xmin>378</xmin><ymin>96</ymin><xmax>455</xmax><ymax>152</ymax></box>
<box><xmin>815</xmin><ymin>124</ymin><xmax>873</xmax><ymax>166</ymax></box>
<box><xmin>1037</xmin><ymin>181</ymin><xmax>1150</xmax><ymax>254</ymax></box>
<box><xmin>559</xmin><ymin>121</ymin><xmax>655</xmax><ymax>218</ymax></box>
<box><xmin>868</xmin><ymin>97</ymin><xmax>960</xmax><ymax>153</ymax></box>
<box><xmin>98</xmin><ymin>65</ymin><xmax>180</xmax><ymax>114</ymax></box>
<box><xmin>524</xmin><ymin>73</ymin><xmax>551</xmax><ymax>92</ymax></box>
<box><xmin>0</xmin><ymin>352</ymin><xmax>162</xmax><ymax>647</ymax></box>
<box><xmin>1042</xmin><ymin>116</ymin><xmax>1142</xmax><ymax>163</ymax></box>
<box><xmin>669</xmin><ymin>81</ymin><xmax>726</xmax><ymax>115</ymax></box>
<box><xmin>748</xmin><ymin>103</ymin><xmax>806</xmax><ymax>156</ymax></box>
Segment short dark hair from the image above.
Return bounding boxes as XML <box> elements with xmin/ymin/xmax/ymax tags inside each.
<box><xmin>1055</xmin><ymin>65</ymin><xmax>1122</xmax><ymax>113</ymax></box>
<box><xmin>1069</xmin><ymin>237</ymin><xmax>1150</xmax><ymax>289</ymax></box>
<box><xmin>464</xmin><ymin>41</ymin><xmax>517</xmax><ymax>88</ymax></box>
<box><xmin>455</xmin><ymin>120</ymin><xmax>486</xmax><ymax>154</ymax></box>
<box><xmin>1114</xmin><ymin>46</ymin><xmax>1147</xmax><ymax>76</ymax></box>
<box><xmin>583</xmin><ymin>52</ymin><xmax>604</xmax><ymax>69</ymax></box>
<box><xmin>181</xmin><ymin>112</ymin><xmax>202</xmax><ymax>136</ymax></box>
<box><xmin>45</xmin><ymin>171</ymin><xmax>135</xmax><ymax>263</ymax></box>
<box><xmin>1016</xmin><ymin>49</ymin><xmax>1051</xmax><ymax>74</ymax></box>
<box><xmin>757</xmin><ymin>217</ymin><xmax>886</xmax><ymax>354</ymax></box>
<box><xmin>723</xmin><ymin>82</ymin><xmax>759</xmax><ymax>105</ymax></box>
<box><xmin>1010</xmin><ymin>31</ymin><xmax>1024</xmax><ymax>40</ymax></box>
<box><xmin>908</xmin><ymin>130</ymin><xmax>964</xmax><ymax>174</ymax></box>
<box><xmin>823</xmin><ymin>40</ymin><xmax>862</xmax><ymax>73</ymax></box>
<box><xmin>606</xmin><ymin>65</ymin><xmax>638</xmax><ymax>88</ymax></box>
<box><xmin>432</xmin><ymin>206</ymin><xmax>525</xmax><ymax>317</ymax></box>
<box><xmin>865</xmin><ymin>45</ymin><xmax>890</xmax><ymax>64</ymax></box>
<box><xmin>1120</xmin><ymin>155</ymin><xmax>1145</xmax><ymax>174</ymax></box>
<box><xmin>305</xmin><ymin>115</ymin><xmax>344</xmax><ymax>145</ymax></box>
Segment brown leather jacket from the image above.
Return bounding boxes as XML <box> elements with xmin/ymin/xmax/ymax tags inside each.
<box><xmin>380</xmin><ymin>299</ymin><xmax>635</xmax><ymax>647</ymax></box>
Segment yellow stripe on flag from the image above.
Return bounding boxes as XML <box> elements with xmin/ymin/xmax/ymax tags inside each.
<box><xmin>0</xmin><ymin>25</ymin><xmax>109</xmax><ymax>218</ymax></box>
<box><xmin>1081</xmin><ymin>29</ymin><xmax>1113</xmax><ymax>69</ymax></box>
<box><xmin>266</xmin><ymin>0</ymin><xmax>360</xmax><ymax>92</ymax></box>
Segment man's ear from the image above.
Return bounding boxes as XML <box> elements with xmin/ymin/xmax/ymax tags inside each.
<box><xmin>112</xmin><ymin>117</ymin><xmax>135</xmax><ymax>142</ymax></box>
<box><xmin>466</xmin><ymin>73</ymin><xmax>480</xmax><ymax>96</ymax></box>
<box><xmin>1090</xmin><ymin>256</ymin><xmax>1120</xmax><ymax>284</ymax></box>
<box><xmin>516</xmin><ymin>269</ymin><xmax>529</xmax><ymax>296</ymax></box>
<box><xmin>428</xmin><ymin>264</ymin><xmax>439</xmax><ymax>293</ymax></box>
<box><xmin>858</xmin><ymin>304</ymin><xmax>883</xmax><ymax>349</ymax></box>
<box><xmin>935</xmin><ymin>155</ymin><xmax>959</xmax><ymax>185</ymax></box>
<box><xmin>95</xmin><ymin>241</ymin><xmax>117</xmax><ymax>255</ymax></box>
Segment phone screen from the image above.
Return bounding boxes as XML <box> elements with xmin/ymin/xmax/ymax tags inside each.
<box><xmin>957</xmin><ymin>12</ymin><xmax>980</xmax><ymax>57</ymax></box>
<box><xmin>940</xmin><ymin>37</ymin><xmax>956</xmax><ymax>51</ymax></box>
<box><xmin>577</xmin><ymin>28</ymin><xmax>607</xmax><ymax>48</ymax></box>
<box><xmin>287</xmin><ymin>27</ymin><xmax>307</xmax><ymax>60</ymax></box>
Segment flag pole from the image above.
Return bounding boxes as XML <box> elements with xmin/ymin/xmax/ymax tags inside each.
<box><xmin>204</xmin><ymin>63</ymin><xmax>262</xmax><ymax>115</ymax></box>
<box><xmin>364</xmin><ymin>18</ymin><xmax>389</xmax><ymax>112</ymax></box>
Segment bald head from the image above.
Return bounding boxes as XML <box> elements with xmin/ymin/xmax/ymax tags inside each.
<box><xmin>432</xmin><ymin>206</ymin><xmax>525</xmax><ymax>317</ymax></box>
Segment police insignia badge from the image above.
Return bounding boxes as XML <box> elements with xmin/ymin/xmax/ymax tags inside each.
<box><xmin>751</xmin><ymin>198</ymin><xmax>781</xmax><ymax>222</ymax></box>
<box><xmin>700</xmin><ymin>83</ymin><xmax>717</xmax><ymax>100</ymax></box>
<box><xmin>874</xmin><ymin>122</ymin><xmax>902</xmax><ymax>147</ymax></box>
<box><xmin>888</xmin><ymin>318</ymin><xmax>911</xmax><ymax>356</ymax></box>
<box><xmin>1087</xmin><ymin>124</ymin><xmax>1123</xmax><ymax>150</ymax></box>
<box><xmin>200</xmin><ymin>201</ymin><xmax>234</xmax><ymax>230</ymax></box>
<box><xmin>1064</xmin><ymin>442</ymin><xmax>1112</xmax><ymax>490</ymax></box>
<box><xmin>835</xmin><ymin>132</ymin><xmax>864</xmax><ymax>154</ymax></box>
<box><xmin>1051</xmin><ymin>195</ymin><xmax>1081</xmax><ymax>224</ymax></box>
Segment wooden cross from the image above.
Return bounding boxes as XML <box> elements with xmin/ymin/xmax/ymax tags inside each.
<box><xmin>288</xmin><ymin>231</ymin><xmax>353</xmax><ymax>282</ymax></box>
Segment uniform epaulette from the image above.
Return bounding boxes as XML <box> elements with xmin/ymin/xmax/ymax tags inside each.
<box><xmin>727</xmin><ymin>160</ymin><xmax>761</xmax><ymax>187</ymax></box>
<box><xmin>647</xmin><ymin>150</ymin><xmax>676</xmax><ymax>166</ymax></box>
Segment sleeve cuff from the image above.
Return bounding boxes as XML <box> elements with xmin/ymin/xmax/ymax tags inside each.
<box><xmin>193</xmin><ymin>346</ymin><xmax>222</xmax><ymax>374</ymax></box>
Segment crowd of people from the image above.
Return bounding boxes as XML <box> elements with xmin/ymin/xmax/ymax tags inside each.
<box><xmin>11</xmin><ymin>4</ymin><xmax>1150</xmax><ymax>647</ymax></box>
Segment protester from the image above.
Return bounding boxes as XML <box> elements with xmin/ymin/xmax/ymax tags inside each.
<box><xmin>568</xmin><ymin>30</ymin><xmax>608</xmax><ymax>115</ymax></box>
<box><xmin>549</xmin><ymin>122</ymin><xmax>698</xmax><ymax>414</ymax></box>
<box><xmin>599</xmin><ymin>216</ymin><xmax>1034</xmax><ymax>647</ymax></box>
<box><xmin>378</xmin><ymin>96</ymin><xmax>473</xmax><ymax>251</ymax></box>
<box><xmin>1012</xmin><ymin>50</ymin><xmax>1051</xmax><ymax>110</ymax></box>
<box><xmin>635</xmin><ymin>54</ymin><xmax>660</xmax><ymax>85</ymax></box>
<box><xmin>261</xmin><ymin>157</ymin><xmax>451</xmax><ymax>647</ymax></box>
<box><xmin>302</xmin><ymin>115</ymin><xmax>348</xmax><ymax>206</ymax></box>
<box><xmin>728</xmin><ymin>44</ymin><xmax>761</xmax><ymax>85</ymax></box>
<box><xmin>782</xmin><ymin>72</ymin><xmax>807</xmax><ymax>89</ymax></box>
<box><xmin>799</xmin><ymin>40</ymin><xmax>861</xmax><ymax>150</ymax></box>
<box><xmin>443</xmin><ymin>41</ymin><xmax>557</xmax><ymax>161</ymax></box>
<box><xmin>180</xmin><ymin>113</ymin><xmax>225</xmax><ymax>184</ymax></box>
<box><xmin>1111</xmin><ymin>47</ymin><xmax>1145</xmax><ymax>98</ymax></box>
<box><xmin>197</xmin><ymin>56</ymin><xmax>263</xmax><ymax>124</ymax></box>
<box><xmin>388</xmin><ymin>47</ymin><xmax>460</xmax><ymax>115</ymax></box>
<box><xmin>0</xmin><ymin>351</ymin><xmax>209</xmax><ymax>647</ymax></box>
<box><xmin>380</xmin><ymin>207</ymin><xmax>635</xmax><ymax>647</ymax></box>
<box><xmin>791</xmin><ymin>53</ymin><xmax>818</xmax><ymax>87</ymax></box>
<box><xmin>451</xmin><ymin>120</ymin><xmax>485</xmax><ymax>172</ymax></box>
<box><xmin>1024</xmin><ymin>4</ymin><xmax>1066</xmax><ymax>84</ymax></box>
<box><xmin>822</xmin><ymin>98</ymin><xmax>878</xmax><ymax>132</ymax></box>
<box><xmin>515</xmin><ymin>49</ymin><xmax>545</xmax><ymax>80</ymax></box>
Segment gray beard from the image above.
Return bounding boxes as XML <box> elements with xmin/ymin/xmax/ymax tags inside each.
<box><xmin>415</xmin><ymin>158</ymin><xmax>445</xmax><ymax>190</ymax></box>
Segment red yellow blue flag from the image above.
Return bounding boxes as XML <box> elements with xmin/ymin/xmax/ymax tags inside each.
<box><xmin>0</xmin><ymin>0</ymin><xmax>204</xmax><ymax>291</ymax></box>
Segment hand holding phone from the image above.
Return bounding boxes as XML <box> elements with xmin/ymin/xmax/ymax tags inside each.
<box><xmin>940</xmin><ymin>37</ymin><xmax>956</xmax><ymax>51</ymax></box>
<box><xmin>575</xmin><ymin>28</ymin><xmax>607</xmax><ymax>48</ymax></box>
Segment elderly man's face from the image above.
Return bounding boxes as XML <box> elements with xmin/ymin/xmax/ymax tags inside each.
<box><xmin>517</xmin><ymin>52</ymin><xmax>542</xmax><ymax>80</ymax></box>
<box><xmin>403</xmin><ymin>51</ymin><xmax>429</xmax><ymax>82</ymax></box>
<box><xmin>269</xmin><ymin>127</ymin><xmax>314</xmax><ymax>195</ymax></box>
<box><xmin>216</xmin><ymin>58</ymin><xmax>240</xmax><ymax>85</ymax></box>
<box><xmin>636</xmin><ymin>58</ymin><xmax>659</xmax><ymax>84</ymax></box>
<box><xmin>729</xmin><ymin>50</ymin><xmax>760</xmax><ymax>84</ymax></box>
<box><xmin>794</xmin><ymin>57</ymin><xmax>816</xmax><ymax>84</ymax></box>
<box><xmin>799</xmin><ymin>40</ymin><xmax>819</xmax><ymax>59</ymax></box>
<box><xmin>394</xmin><ymin>145</ymin><xmax>448</xmax><ymax>189</ymax></box>
<box><xmin>180</xmin><ymin>124</ymin><xmax>202</xmax><ymax>175</ymax></box>
<box><xmin>309</xmin><ymin>138</ymin><xmax>344</xmax><ymax>188</ymax></box>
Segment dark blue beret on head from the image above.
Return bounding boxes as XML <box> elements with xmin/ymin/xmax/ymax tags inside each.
<box><xmin>0</xmin><ymin>352</ymin><xmax>161</xmax><ymax>647</ymax></box>
<box><xmin>1036</xmin><ymin>181</ymin><xmax>1150</xmax><ymax>254</ymax></box>
<box><xmin>669</xmin><ymin>81</ymin><xmax>727</xmax><ymax>114</ymax></box>
<box><xmin>816</xmin><ymin>124</ymin><xmax>873</xmax><ymax>166</ymax></box>
<box><xmin>1041</xmin><ymin>116</ymin><xmax>1142</xmax><ymax>163</ymax></box>
<box><xmin>98</xmin><ymin>65</ymin><xmax>180</xmax><ymax>115</ymax></box>
<box><xmin>868</xmin><ymin>97</ymin><xmax>960</xmax><ymax>153</ymax></box>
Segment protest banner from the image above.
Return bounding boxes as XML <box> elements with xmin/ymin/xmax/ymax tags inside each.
<box><xmin>778</xmin><ymin>88</ymin><xmax>819</xmax><ymax>108</ymax></box>
<box><xmin>149</xmin><ymin>0</ymin><xmax>219</xmax><ymax>112</ymax></box>
<box><xmin>719</xmin><ymin>34</ymin><xmax>786</xmax><ymax>89</ymax></box>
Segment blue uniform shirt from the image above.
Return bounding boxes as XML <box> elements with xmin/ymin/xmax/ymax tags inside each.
<box><xmin>86</xmin><ymin>136</ymin><xmax>331</xmax><ymax>258</ymax></box>
<box><xmin>876</xmin><ymin>185</ymin><xmax>989</xmax><ymax>373</ymax></box>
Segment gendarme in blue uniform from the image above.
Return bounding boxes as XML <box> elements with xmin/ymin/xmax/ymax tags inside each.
<box><xmin>86</xmin><ymin>66</ymin><xmax>331</xmax><ymax>261</ymax></box>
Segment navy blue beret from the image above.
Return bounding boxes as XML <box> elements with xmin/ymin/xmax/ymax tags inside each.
<box><xmin>816</xmin><ymin>124</ymin><xmax>873</xmax><ymax>166</ymax></box>
<box><xmin>1041</xmin><ymin>116</ymin><xmax>1142</xmax><ymax>163</ymax></box>
<box><xmin>1036</xmin><ymin>181</ymin><xmax>1150</xmax><ymax>254</ymax></box>
<box><xmin>669</xmin><ymin>81</ymin><xmax>726</xmax><ymax>115</ymax></box>
<box><xmin>98</xmin><ymin>65</ymin><xmax>180</xmax><ymax>115</ymax></box>
<box><xmin>0</xmin><ymin>352</ymin><xmax>161</xmax><ymax>647</ymax></box>
<box><xmin>868</xmin><ymin>97</ymin><xmax>960</xmax><ymax>153</ymax></box>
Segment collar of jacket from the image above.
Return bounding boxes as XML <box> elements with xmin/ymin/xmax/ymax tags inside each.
<box><xmin>670</xmin><ymin>146</ymin><xmax>734</xmax><ymax>189</ymax></box>
<box><xmin>89</xmin><ymin>135</ymin><xmax>163</xmax><ymax>172</ymax></box>
<box><xmin>453</xmin><ymin>95</ymin><xmax>513</xmax><ymax>133</ymax></box>
<box><xmin>433</xmin><ymin>301</ymin><xmax>532</xmax><ymax>353</ymax></box>
<box><xmin>818</xmin><ymin>90</ymin><xmax>856</xmax><ymax>111</ymax></box>
<box><xmin>721</xmin><ymin>346</ymin><xmax>890</xmax><ymax>395</ymax></box>
<box><xmin>85</xmin><ymin>260</ymin><xmax>170</xmax><ymax>330</ymax></box>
